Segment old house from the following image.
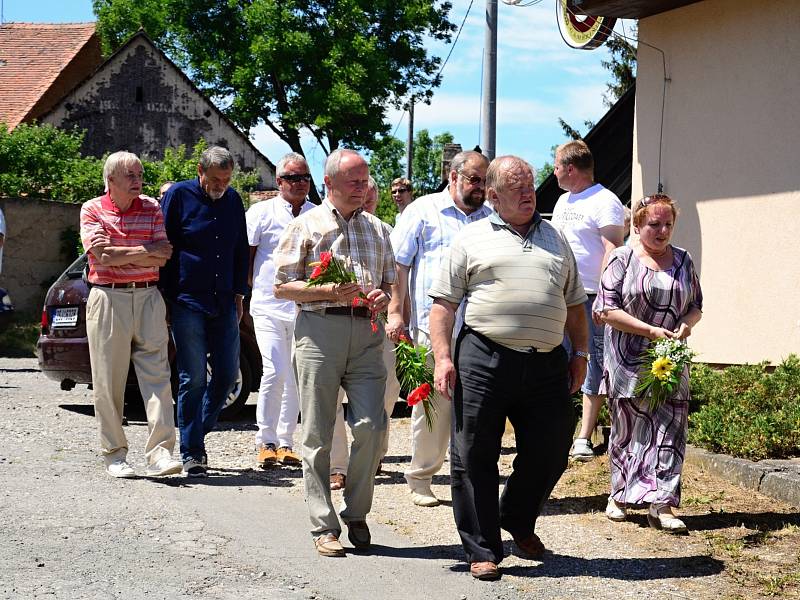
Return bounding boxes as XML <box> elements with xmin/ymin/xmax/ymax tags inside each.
<box><xmin>0</xmin><ymin>22</ymin><xmax>103</xmax><ymax>129</ymax></box>
<box><xmin>0</xmin><ymin>23</ymin><xmax>275</xmax><ymax>188</ymax></box>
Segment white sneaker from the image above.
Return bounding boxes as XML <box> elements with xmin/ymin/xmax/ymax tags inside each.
<box><xmin>146</xmin><ymin>457</ymin><xmax>183</xmax><ymax>477</ymax></box>
<box><xmin>182</xmin><ymin>458</ymin><xmax>208</xmax><ymax>478</ymax></box>
<box><xmin>107</xmin><ymin>459</ymin><xmax>136</xmax><ymax>478</ymax></box>
<box><xmin>410</xmin><ymin>490</ymin><xmax>440</xmax><ymax>507</ymax></box>
<box><xmin>605</xmin><ymin>497</ymin><xmax>627</xmax><ymax>522</ymax></box>
<box><xmin>570</xmin><ymin>438</ymin><xmax>595</xmax><ymax>461</ymax></box>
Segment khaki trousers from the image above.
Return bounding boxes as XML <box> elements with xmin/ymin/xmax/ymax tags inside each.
<box><xmin>294</xmin><ymin>310</ymin><xmax>387</xmax><ymax>536</ymax></box>
<box><xmin>330</xmin><ymin>336</ymin><xmax>400</xmax><ymax>474</ymax></box>
<box><xmin>404</xmin><ymin>329</ymin><xmax>452</xmax><ymax>493</ymax></box>
<box><xmin>86</xmin><ymin>286</ymin><xmax>176</xmax><ymax>466</ymax></box>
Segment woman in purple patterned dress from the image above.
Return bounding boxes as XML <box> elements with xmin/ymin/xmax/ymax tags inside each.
<box><xmin>593</xmin><ymin>194</ymin><xmax>703</xmax><ymax>533</ymax></box>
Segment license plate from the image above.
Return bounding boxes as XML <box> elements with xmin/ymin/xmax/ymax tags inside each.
<box><xmin>52</xmin><ymin>307</ymin><xmax>79</xmax><ymax>328</ymax></box>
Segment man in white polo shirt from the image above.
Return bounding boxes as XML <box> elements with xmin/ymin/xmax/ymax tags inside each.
<box><xmin>246</xmin><ymin>152</ymin><xmax>314</xmax><ymax>468</ymax></box>
<box><xmin>551</xmin><ymin>140</ymin><xmax>625</xmax><ymax>461</ymax></box>
<box><xmin>429</xmin><ymin>155</ymin><xmax>588</xmax><ymax>581</ymax></box>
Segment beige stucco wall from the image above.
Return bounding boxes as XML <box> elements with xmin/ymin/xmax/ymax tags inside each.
<box><xmin>632</xmin><ymin>0</ymin><xmax>800</xmax><ymax>364</ymax></box>
<box><xmin>0</xmin><ymin>198</ymin><xmax>82</xmax><ymax>314</ymax></box>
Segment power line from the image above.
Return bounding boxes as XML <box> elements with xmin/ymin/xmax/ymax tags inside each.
<box><xmin>392</xmin><ymin>0</ymin><xmax>476</xmax><ymax>138</ymax></box>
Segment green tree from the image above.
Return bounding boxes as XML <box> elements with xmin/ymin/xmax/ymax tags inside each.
<box><xmin>411</xmin><ymin>129</ymin><xmax>454</xmax><ymax>196</ymax></box>
<box><xmin>535</xmin><ymin>161</ymin><xmax>554</xmax><ymax>187</ymax></box>
<box><xmin>0</xmin><ymin>123</ymin><xmax>103</xmax><ymax>202</ymax></box>
<box><xmin>557</xmin><ymin>25</ymin><xmax>637</xmax><ymax>138</ymax></box>
<box><xmin>601</xmin><ymin>28</ymin><xmax>637</xmax><ymax>107</ymax></box>
<box><xmin>0</xmin><ymin>123</ymin><xmax>258</xmax><ymax>204</ymax></box>
<box><xmin>367</xmin><ymin>136</ymin><xmax>405</xmax><ymax>224</ymax></box>
<box><xmin>93</xmin><ymin>0</ymin><xmax>456</xmax><ymax>203</ymax></box>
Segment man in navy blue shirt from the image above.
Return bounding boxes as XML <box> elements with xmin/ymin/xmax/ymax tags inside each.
<box><xmin>160</xmin><ymin>146</ymin><xmax>250</xmax><ymax>477</ymax></box>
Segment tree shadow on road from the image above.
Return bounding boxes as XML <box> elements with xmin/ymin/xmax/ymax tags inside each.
<box><xmin>678</xmin><ymin>510</ymin><xmax>800</xmax><ymax>533</ymax></box>
<box><xmin>141</xmin><ymin>465</ymin><xmax>303</xmax><ymax>488</ymax></box>
<box><xmin>59</xmin><ymin>403</ymin><xmax>94</xmax><ymax>416</ymax></box>
<box><xmin>499</xmin><ymin>552</ymin><xmax>724</xmax><ymax>580</ymax></box>
<box><xmin>367</xmin><ymin>543</ymin><xmax>724</xmax><ymax>581</ymax></box>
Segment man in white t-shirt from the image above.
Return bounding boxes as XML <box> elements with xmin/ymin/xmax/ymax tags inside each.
<box><xmin>551</xmin><ymin>140</ymin><xmax>625</xmax><ymax>461</ymax></box>
<box><xmin>246</xmin><ymin>153</ymin><xmax>314</xmax><ymax>468</ymax></box>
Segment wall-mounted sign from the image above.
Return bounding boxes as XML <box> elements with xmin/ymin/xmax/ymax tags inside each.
<box><xmin>557</xmin><ymin>0</ymin><xmax>616</xmax><ymax>50</ymax></box>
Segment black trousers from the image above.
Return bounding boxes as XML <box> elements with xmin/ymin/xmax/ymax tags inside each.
<box><xmin>450</xmin><ymin>327</ymin><xmax>575</xmax><ymax>564</ymax></box>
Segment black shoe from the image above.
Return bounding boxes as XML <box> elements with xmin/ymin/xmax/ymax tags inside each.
<box><xmin>346</xmin><ymin>520</ymin><xmax>371</xmax><ymax>549</ymax></box>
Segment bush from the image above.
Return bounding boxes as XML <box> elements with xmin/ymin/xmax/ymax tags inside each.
<box><xmin>0</xmin><ymin>312</ymin><xmax>40</xmax><ymax>358</ymax></box>
<box><xmin>0</xmin><ymin>123</ymin><xmax>104</xmax><ymax>202</ymax></box>
<box><xmin>0</xmin><ymin>123</ymin><xmax>260</xmax><ymax>204</ymax></box>
<box><xmin>689</xmin><ymin>356</ymin><xmax>800</xmax><ymax>460</ymax></box>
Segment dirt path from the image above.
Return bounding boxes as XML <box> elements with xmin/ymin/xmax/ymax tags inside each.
<box><xmin>1</xmin><ymin>357</ymin><xmax>798</xmax><ymax>599</ymax></box>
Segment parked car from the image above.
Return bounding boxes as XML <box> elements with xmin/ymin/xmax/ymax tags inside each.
<box><xmin>36</xmin><ymin>254</ymin><xmax>262</xmax><ymax>420</ymax></box>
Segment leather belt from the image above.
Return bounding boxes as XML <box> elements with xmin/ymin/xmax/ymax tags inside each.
<box><xmin>94</xmin><ymin>281</ymin><xmax>157</xmax><ymax>289</ymax></box>
<box><xmin>325</xmin><ymin>306</ymin><xmax>370</xmax><ymax>318</ymax></box>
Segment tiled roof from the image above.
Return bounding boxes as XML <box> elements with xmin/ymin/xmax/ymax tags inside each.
<box><xmin>0</xmin><ymin>22</ymin><xmax>100</xmax><ymax>129</ymax></box>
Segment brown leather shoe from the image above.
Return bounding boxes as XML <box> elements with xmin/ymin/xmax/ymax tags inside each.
<box><xmin>314</xmin><ymin>532</ymin><xmax>345</xmax><ymax>557</ymax></box>
<box><xmin>257</xmin><ymin>444</ymin><xmax>277</xmax><ymax>468</ymax></box>
<box><xmin>330</xmin><ymin>473</ymin><xmax>346</xmax><ymax>491</ymax></box>
<box><xmin>346</xmin><ymin>520</ymin><xmax>371</xmax><ymax>549</ymax></box>
<box><xmin>276</xmin><ymin>446</ymin><xmax>301</xmax><ymax>466</ymax></box>
<box><xmin>470</xmin><ymin>561</ymin><xmax>500</xmax><ymax>580</ymax></box>
<box><xmin>513</xmin><ymin>532</ymin><xmax>545</xmax><ymax>560</ymax></box>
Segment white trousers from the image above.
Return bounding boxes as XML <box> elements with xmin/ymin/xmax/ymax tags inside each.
<box><xmin>404</xmin><ymin>329</ymin><xmax>451</xmax><ymax>493</ymax></box>
<box><xmin>253</xmin><ymin>313</ymin><xmax>299</xmax><ymax>448</ymax></box>
<box><xmin>330</xmin><ymin>335</ymin><xmax>400</xmax><ymax>474</ymax></box>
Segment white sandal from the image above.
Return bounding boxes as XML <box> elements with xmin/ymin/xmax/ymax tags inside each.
<box><xmin>647</xmin><ymin>503</ymin><xmax>687</xmax><ymax>533</ymax></box>
<box><xmin>605</xmin><ymin>497</ymin><xmax>627</xmax><ymax>522</ymax></box>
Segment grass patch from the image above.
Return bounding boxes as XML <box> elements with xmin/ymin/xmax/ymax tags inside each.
<box><xmin>0</xmin><ymin>313</ymin><xmax>40</xmax><ymax>357</ymax></box>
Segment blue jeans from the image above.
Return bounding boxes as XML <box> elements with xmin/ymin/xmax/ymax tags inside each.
<box><xmin>562</xmin><ymin>294</ymin><xmax>605</xmax><ymax>395</ymax></box>
<box><xmin>170</xmin><ymin>300</ymin><xmax>240</xmax><ymax>462</ymax></box>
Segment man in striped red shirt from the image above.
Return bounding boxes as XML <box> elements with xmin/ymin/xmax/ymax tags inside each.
<box><xmin>80</xmin><ymin>151</ymin><xmax>182</xmax><ymax>479</ymax></box>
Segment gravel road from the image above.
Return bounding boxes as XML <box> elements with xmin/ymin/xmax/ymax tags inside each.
<box><xmin>0</xmin><ymin>357</ymin><xmax>741</xmax><ymax>599</ymax></box>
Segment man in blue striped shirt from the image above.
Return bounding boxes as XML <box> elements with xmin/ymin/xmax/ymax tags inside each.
<box><xmin>386</xmin><ymin>150</ymin><xmax>492</xmax><ymax>508</ymax></box>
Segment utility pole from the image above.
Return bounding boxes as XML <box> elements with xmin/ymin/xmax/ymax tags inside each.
<box><xmin>406</xmin><ymin>100</ymin><xmax>414</xmax><ymax>180</ymax></box>
<box><xmin>481</xmin><ymin>0</ymin><xmax>498</xmax><ymax>160</ymax></box>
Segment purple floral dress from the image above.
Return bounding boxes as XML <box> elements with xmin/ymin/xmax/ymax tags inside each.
<box><xmin>593</xmin><ymin>245</ymin><xmax>703</xmax><ymax>507</ymax></box>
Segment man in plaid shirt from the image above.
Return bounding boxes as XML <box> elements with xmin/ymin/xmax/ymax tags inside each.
<box><xmin>80</xmin><ymin>151</ymin><xmax>182</xmax><ymax>479</ymax></box>
<box><xmin>274</xmin><ymin>149</ymin><xmax>396</xmax><ymax>557</ymax></box>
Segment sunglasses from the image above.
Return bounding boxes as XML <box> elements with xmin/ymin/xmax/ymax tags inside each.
<box><xmin>279</xmin><ymin>173</ymin><xmax>312</xmax><ymax>183</ymax></box>
<box><xmin>641</xmin><ymin>193</ymin><xmax>671</xmax><ymax>206</ymax></box>
<box><xmin>457</xmin><ymin>171</ymin><xmax>485</xmax><ymax>186</ymax></box>
<box><xmin>391</xmin><ymin>187</ymin><xmax>410</xmax><ymax>194</ymax></box>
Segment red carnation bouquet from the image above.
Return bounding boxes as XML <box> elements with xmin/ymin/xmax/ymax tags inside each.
<box><xmin>395</xmin><ymin>334</ymin><xmax>436</xmax><ymax>431</ymax></box>
<box><xmin>306</xmin><ymin>251</ymin><xmax>385</xmax><ymax>333</ymax></box>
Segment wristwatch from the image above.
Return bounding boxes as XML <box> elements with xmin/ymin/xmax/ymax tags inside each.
<box><xmin>574</xmin><ymin>350</ymin><xmax>590</xmax><ymax>361</ymax></box>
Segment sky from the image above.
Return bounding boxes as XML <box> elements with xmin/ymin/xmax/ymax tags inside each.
<box><xmin>2</xmin><ymin>0</ymin><xmax>633</xmax><ymax>181</ymax></box>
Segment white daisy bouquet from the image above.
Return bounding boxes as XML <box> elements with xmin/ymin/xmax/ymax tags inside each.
<box><xmin>635</xmin><ymin>338</ymin><xmax>696</xmax><ymax>411</ymax></box>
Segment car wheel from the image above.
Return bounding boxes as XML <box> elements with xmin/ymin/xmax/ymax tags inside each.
<box><xmin>166</xmin><ymin>348</ymin><xmax>253</xmax><ymax>421</ymax></box>
<box><xmin>217</xmin><ymin>349</ymin><xmax>252</xmax><ymax>421</ymax></box>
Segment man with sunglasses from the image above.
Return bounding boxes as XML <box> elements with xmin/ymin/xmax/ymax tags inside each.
<box><xmin>386</xmin><ymin>150</ymin><xmax>492</xmax><ymax>507</ymax></box>
<box><xmin>551</xmin><ymin>140</ymin><xmax>625</xmax><ymax>462</ymax></box>
<box><xmin>390</xmin><ymin>178</ymin><xmax>414</xmax><ymax>217</ymax></box>
<box><xmin>246</xmin><ymin>153</ymin><xmax>315</xmax><ymax>469</ymax></box>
